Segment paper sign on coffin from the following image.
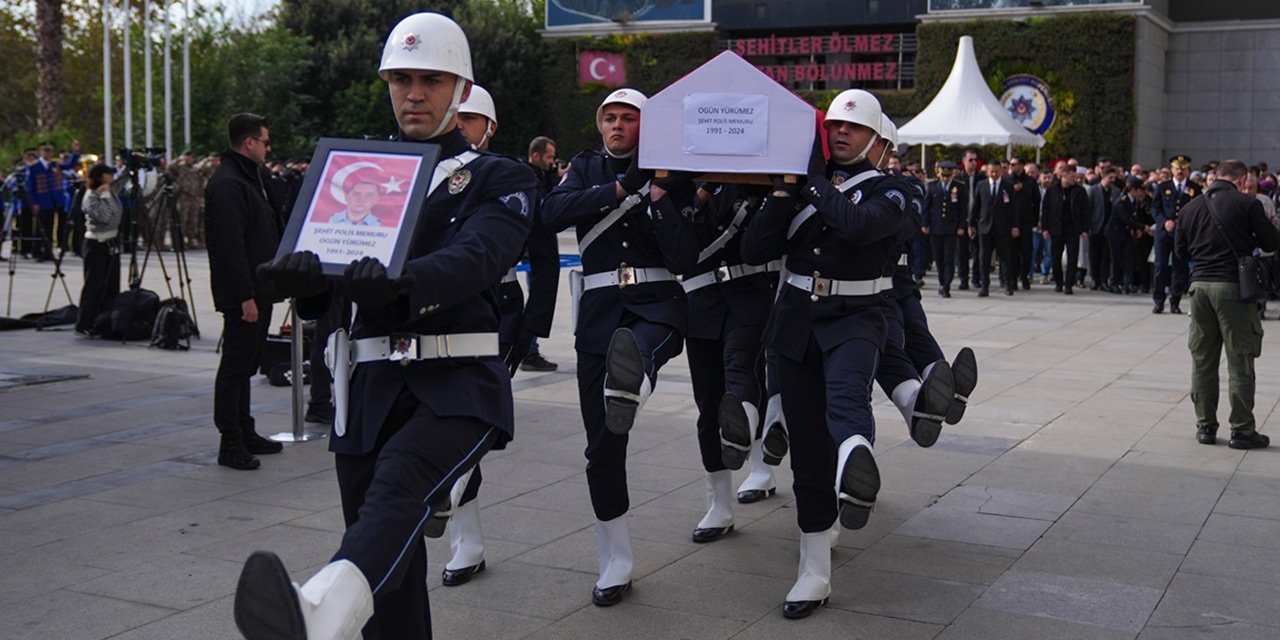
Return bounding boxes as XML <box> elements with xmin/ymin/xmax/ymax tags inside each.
<box><xmin>638</xmin><ymin>50</ymin><xmax>818</xmax><ymax>177</ymax></box>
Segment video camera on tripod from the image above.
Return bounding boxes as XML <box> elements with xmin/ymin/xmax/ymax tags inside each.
<box><xmin>118</xmin><ymin>147</ymin><xmax>167</xmax><ymax>173</ymax></box>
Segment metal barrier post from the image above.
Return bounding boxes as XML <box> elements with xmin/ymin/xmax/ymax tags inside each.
<box><xmin>271</xmin><ymin>302</ymin><xmax>327</xmax><ymax>443</ymax></box>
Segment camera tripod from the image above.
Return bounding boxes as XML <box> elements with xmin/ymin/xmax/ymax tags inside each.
<box><xmin>127</xmin><ymin>171</ymin><xmax>200</xmax><ymax>338</ymax></box>
<box><xmin>35</xmin><ymin>186</ymin><xmax>82</xmax><ymax>329</ymax></box>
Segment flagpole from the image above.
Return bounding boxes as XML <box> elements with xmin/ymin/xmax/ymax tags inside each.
<box><xmin>183</xmin><ymin>0</ymin><xmax>190</xmax><ymax>150</ymax></box>
<box><xmin>164</xmin><ymin>0</ymin><xmax>172</xmax><ymax>162</ymax></box>
<box><xmin>123</xmin><ymin>0</ymin><xmax>132</xmax><ymax>149</ymax></box>
<box><xmin>144</xmin><ymin>0</ymin><xmax>153</xmax><ymax>148</ymax></box>
<box><xmin>103</xmin><ymin>0</ymin><xmax>112</xmax><ymax>161</ymax></box>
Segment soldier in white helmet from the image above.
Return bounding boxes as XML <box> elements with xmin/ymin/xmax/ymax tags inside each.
<box><xmin>740</xmin><ymin>89</ymin><xmax>915</xmax><ymax>619</ymax></box>
<box><xmin>541</xmin><ymin>89</ymin><xmax>700</xmax><ymax>606</ymax></box>
<box><xmin>237</xmin><ymin>12</ymin><xmax>537</xmax><ymax>640</ymax></box>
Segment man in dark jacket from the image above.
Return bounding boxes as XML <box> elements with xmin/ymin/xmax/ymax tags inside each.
<box><xmin>970</xmin><ymin>159</ymin><xmax>1017</xmax><ymax>296</ymax></box>
<box><xmin>1106</xmin><ymin>177</ymin><xmax>1148</xmax><ymax>293</ymax></box>
<box><xmin>1040</xmin><ymin>167</ymin><xmax>1090</xmax><ymax>294</ymax></box>
<box><xmin>1007</xmin><ymin>157</ymin><xmax>1039</xmax><ymax>290</ymax></box>
<box><xmin>1175</xmin><ymin>159</ymin><xmax>1280</xmax><ymax>450</ymax></box>
<box><xmin>205</xmin><ymin>113</ymin><xmax>282</xmax><ymax>471</ymax></box>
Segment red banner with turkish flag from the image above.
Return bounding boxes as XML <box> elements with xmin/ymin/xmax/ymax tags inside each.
<box><xmin>579</xmin><ymin>51</ymin><xmax>626</xmax><ymax>87</ymax></box>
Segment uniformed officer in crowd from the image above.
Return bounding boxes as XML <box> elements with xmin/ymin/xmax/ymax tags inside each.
<box><xmin>740</xmin><ymin>89</ymin><xmax>910</xmax><ymax>619</ymax></box>
<box><xmin>25</xmin><ymin>140</ymin><xmax>80</xmax><ymax>259</ymax></box>
<box><xmin>923</xmin><ymin>160</ymin><xmax>965</xmax><ymax>297</ymax></box>
<box><xmin>1106</xmin><ymin>176</ymin><xmax>1148</xmax><ymax>294</ymax></box>
<box><xmin>169</xmin><ymin>151</ymin><xmax>206</xmax><ymax>249</ymax></box>
<box><xmin>970</xmin><ymin>158</ymin><xmax>1017</xmax><ymax>297</ymax></box>
<box><xmin>235</xmin><ymin>12</ymin><xmax>537</xmax><ymax>639</ymax></box>
<box><xmin>1041</xmin><ymin>163</ymin><xmax>1090</xmax><ymax>294</ymax></box>
<box><xmin>541</xmin><ymin>89</ymin><xmax>700</xmax><ymax>606</ymax></box>
<box><xmin>1175</xmin><ymin>159</ymin><xmax>1279</xmax><ymax>450</ymax></box>
<box><xmin>1007</xmin><ymin>157</ymin><xmax>1039</xmax><ymax>290</ymax></box>
<box><xmin>1152</xmin><ymin>154</ymin><xmax>1203</xmax><ymax>314</ymax></box>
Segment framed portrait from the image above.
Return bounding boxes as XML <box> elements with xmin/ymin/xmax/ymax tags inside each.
<box><xmin>277</xmin><ymin>137</ymin><xmax>443</xmax><ymax>278</ymax></box>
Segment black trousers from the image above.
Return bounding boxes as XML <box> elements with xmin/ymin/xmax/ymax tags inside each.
<box><xmin>213</xmin><ymin>302</ymin><xmax>273</xmax><ymax>435</ymax></box>
<box><xmin>1108</xmin><ymin>234</ymin><xmax>1135</xmax><ymax>288</ymax></box>
<box><xmin>1088</xmin><ymin>234</ymin><xmax>1110</xmax><ymax>286</ymax></box>
<box><xmin>1153</xmin><ymin>229</ymin><xmax>1188</xmax><ymax>306</ymax></box>
<box><xmin>930</xmin><ymin>235</ymin><xmax>956</xmax><ymax>290</ymax></box>
<box><xmin>978</xmin><ymin>232</ymin><xmax>1013</xmax><ymax>291</ymax></box>
<box><xmin>956</xmin><ymin>232</ymin><xmax>972</xmax><ymax>284</ymax></box>
<box><xmin>334</xmin><ymin>388</ymin><xmax>498</xmax><ymax>640</ymax></box>
<box><xmin>876</xmin><ymin>301</ymin><xmax>918</xmax><ymax>398</ymax></box>
<box><xmin>686</xmin><ymin>319</ymin><xmax>766</xmax><ymax>473</ymax></box>
<box><xmin>779</xmin><ymin>332</ymin><xmax>880</xmax><ymax>533</ymax></box>
<box><xmin>898</xmin><ymin>291</ymin><xmax>945</xmax><ymax>374</ymax></box>
<box><xmin>578</xmin><ymin>316</ymin><xmax>684</xmax><ymax>521</ymax></box>
<box><xmin>1050</xmin><ymin>234</ymin><xmax>1080</xmax><ymax>290</ymax></box>
<box><xmin>76</xmin><ymin>238</ymin><xmax>119</xmax><ymax>333</ymax></box>
<box><xmin>1135</xmin><ymin>235</ymin><xmax>1155</xmax><ymax>291</ymax></box>
<box><xmin>1014</xmin><ymin>228</ymin><xmax>1033</xmax><ymax>285</ymax></box>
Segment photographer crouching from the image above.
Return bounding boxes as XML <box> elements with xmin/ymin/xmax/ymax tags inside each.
<box><xmin>75</xmin><ymin>164</ymin><xmax>122</xmax><ymax>336</ymax></box>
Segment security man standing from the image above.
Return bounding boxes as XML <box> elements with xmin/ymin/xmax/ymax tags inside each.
<box><xmin>1041</xmin><ymin>166</ymin><xmax>1090</xmax><ymax>295</ymax></box>
<box><xmin>1152</xmin><ymin>155</ymin><xmax>1203</xmax><ymax>314</ymax></box>
<box><xmin>234</xmin><ymin>13</ymin><xmax>537</xmax><ymax>640</ymax></box>
<box><xmin>1176</xmin><ymin>159</ymin><xmax>1279</xmax><ymax>449</ymax></box>
<box><xmin>923</xmin><ymin>161</ymin><xmax>965</xmax><ymax>297</ymax></box>
<box><xmin>741</xmin><ymin>90</ymin><xmax>909</xmax><ymax>619</ymax></box>
<box><xmin>541</xmin><ymin>89</ymin><xmax>700</xmax><ymax>606</ymax></box>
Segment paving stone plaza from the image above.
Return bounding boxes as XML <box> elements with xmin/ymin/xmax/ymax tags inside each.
<box><xmin>2</xmin><ymin>244</ymin><xmax>1279</xmax><ymax>640</ymax></box>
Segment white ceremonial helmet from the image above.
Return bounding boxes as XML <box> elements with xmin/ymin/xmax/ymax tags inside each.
<box><xmin>825</xmin><ymin>89</ymin><xmax>882</xmax><ymax>163</ymax></box>
<box><xmin>379</xmin><ymin>12</ymin><xmax>474</xmax><ymax>139</ymax></box>
<box><xmin>459</xmin><ymin>85</ymin><xmax>498</xmax><ymax>125</ymax></box>
<box><xmin>595</xmin><ymin>88</ymin><xmax>648</xmax><ymax>126</ymax></box>
<box><xmin>879</xmin><ymin>114</ymin><xmax>899</xmax><ymax>151</ymax></box>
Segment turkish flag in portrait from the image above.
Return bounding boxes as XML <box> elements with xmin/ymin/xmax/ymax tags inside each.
<box><xmin>579</xmin><ymin>51</ymin><xmax>626</xmax><ymax>87</ymax></box>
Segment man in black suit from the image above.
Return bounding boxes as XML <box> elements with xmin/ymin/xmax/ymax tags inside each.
<box><xmin>205</xmin><ymin>113</ymin><xmax>283</xmax><ymax>470</ymax></box>
<box><xmin>970</xmin><ymin>159</ymin><xmax>1018</xmax><ymax>296</ymax></box>
<box><xmin>1007</xmin><ymin>157</ymin><xmax>1040</xmax><ymax>290</ymax></box>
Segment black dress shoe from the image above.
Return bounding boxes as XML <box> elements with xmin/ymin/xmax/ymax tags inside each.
<box><xmin>937</xmin><ymin>287</ymin><xmax>946</xmax><ymax>297</ymax></box>
<box><xmin>1054</xmin><ymin>284</ymin><xmax>1063</xmax><ymax>292</ymax></box>
<box><xmin>244</xmin><ymin>432</ymin><xmax>284</xmax><ymax>455</ymax></box>
<box><xmin>1063</xmin><ymin>287</ymin><xmax>1073</xmax><ymax>295</ymax></box>
<box><xmin>958</xmin><ymin>282</ymin><xmax>970</xmax><ymax>291</ymax></box>
<box><xmin>520</xmin><ymin>352</ymin><xmax>558</xmax><ymax>372</ymax></box>
<box><xmin>1196</xmin><ymin>426</ymin><xmax>1217</xmax><ymax>445</ymax></box>
<box><xmin>592</xmin><ymin>581</ymin><xmax>632</xmax><ymax>606</ymax></box>
<box><xmin>738</xmin><ymin>487</ymin><xmax>776</xmax><ymax>504</ymax></box>
<box><xmin>977</xmin><ymin>287</ymin><xmax>989</xmax><ymax>297</ymax></box>
<box><xmin>691</xmin><ymin>524</ymin><xmax>734</xmax><ymax>543</ymax></box>
<box><xmin>1021</xmin><ymin>278</ymin><xmax>1030</xmax><ymax>290</ymax></box>
<box><xmin>442</xmin><ymin>560</ymin><xmax>485</xmax><ymax>586</ymax></box>
<box><xmin>1169</xmin><ymin>305</ymin><xmax>1183</xmax><ymax>315</ymax></box>
<box><xmin>1005</xmin><ymin>288</ymin><xmax>1014</xmax><ymax>296</ymax></box>
<box><xmin>783</xmin><ymin>597</ymin><xmax>828</xmax><ymax>619</ymax></box>
<box><xmin>943</xmin><ymin>289</ymin><xmax>951</xmax><ymax>298</ymax></box>
<box><xmin>1229</xmin><ymin>431</ymin><xmax>1270</xmax><ymax>450</ymax></box>
<box><xmin>1152</xmin><ymin>304</ymin><xmax>1164</xmax><ymax>314</ymax></box>
<box><xmin>304</xmin><ymin>403</ymin><xmax>334</xmax><ymax>424</ymax></box>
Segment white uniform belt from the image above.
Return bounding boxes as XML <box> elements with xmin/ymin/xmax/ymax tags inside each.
<box><xmin>785</xmin><ymin>273</ymin><xmax>892</xmax><ymax>298</ymax></box>
<box><xmin>897</xmin><ymin>254</ymin><xmax>909</xmax><ymax>266</ymax></box>
<box><xmin>500</xmin><ymin>267</ymin><xmax>518</xmax><ymax>284</ymax></box>
<box><xmin>582</xmin><ymin>266</ymin><xmax>676</xmax><ymax>291</ymax></box>
<box><xmin>682</xmin><ymin>260</ymin><xmax>781</xmax><ymax>293</ymax></box>
<box><xmin>351</xmin><ymin>333</ymin><xmax>499</xmax><ymax>364</ymax></box>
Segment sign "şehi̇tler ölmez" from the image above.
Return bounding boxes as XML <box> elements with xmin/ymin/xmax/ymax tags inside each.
<box><xmin>726</xmin><ymin>32</ymin><xmax>915</xmax><ymax>87</ymax></box>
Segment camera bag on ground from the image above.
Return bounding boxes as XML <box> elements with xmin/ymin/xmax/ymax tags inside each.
<box><xmin>93</xmin><ymin>288</ymin><xmax>160</xmax><ymax>341</ymax></box>
<box><xmin>151</xmin><ymin>298</ymin><xmax>195</xmax><ymax>350</ymax></box>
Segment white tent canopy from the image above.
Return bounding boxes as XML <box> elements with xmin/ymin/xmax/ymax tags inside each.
<box><xmin>897</xmin><ymin>35</ymin><xmax>1045</xmax><ymax>149</ymax></box>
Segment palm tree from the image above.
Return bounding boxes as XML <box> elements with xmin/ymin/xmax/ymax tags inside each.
<box><xmin>35</xmin><ymin>0</ymin><xmax>64</xmax><ymax>131</ymax></box>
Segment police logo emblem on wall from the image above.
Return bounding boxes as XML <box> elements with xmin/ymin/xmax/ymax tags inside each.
<box><xmin>999</xmin><ymin>74</ymin><xmax>1055</xmax><ymax>136</ymax></box>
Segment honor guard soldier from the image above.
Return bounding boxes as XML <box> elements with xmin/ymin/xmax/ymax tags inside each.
<box><xmin>541</xmin><ymin>89</ymin><xmax>700</xmax><ymax>606</ymax></box>
<box><xmin>871</xmin><ymin>117</ymin><xmax>976</xmax><ymax>432</ymax></box>
<box><xmin>234</xmin><ymin>13</ymin><xmax>537</xmax><ymax>640</ymax></box>
<box><xmin>1152</xmin><ymin>154</ymin><xmax>1203</xmax><ymax>314</ymax></box>
<box><xmin>923</xmin><ymin>161</ymin><xmax>965</xmax><ymax>297</ymax></box>
<box><xmin>681</xmin><ymin>180</ymin><xmax>780</xmax><ymax>543</ymax></box>
<box><xmin>741</xmin><ymin>90</ymin><xmax>911</xmax><ymax>619</ymax></box>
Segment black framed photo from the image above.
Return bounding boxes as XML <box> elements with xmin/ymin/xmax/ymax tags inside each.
<box><xmin>277</xmin><ymin>137</ymin><xmax>442</xmax><ymax>278</ymax></box>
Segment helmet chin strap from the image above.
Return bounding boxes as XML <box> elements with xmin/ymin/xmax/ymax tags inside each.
<box><xmin>473</xmin><ymin>122</ymin><xmax>494</xmax><ymax>151</ymax></box>
<box><xmin>873</xmin><ymin>144</ymin><xmax>892</xmax><ymax>170</ymax></box>
<box><xmin>850</xmin><ymin>133</ymin><xmax>880</xmax><ymax>164</ymax></box>
<box><xmin>603</xmin><ymin>144</ymin><xmax>636</xmax><ymax>159</ymax></box>
<box><xmin>429</xmin><ymin>81</ymin><xmax>469</xmax><ymax>140</ymax></box>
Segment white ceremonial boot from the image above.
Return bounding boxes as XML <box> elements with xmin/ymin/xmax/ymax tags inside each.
<box><xmin>835</xmin><ymin>435</ymin><xmax>880</xmax><ymax>530</ymax></box>
<box><xmin>736</xmin><ymin>438</ymin><xmax>778</xmax><ymax>504</ymax></box>
<box><xmin>760</xmin><ymin>393</ymin><xmax>789</xmax><ymax>466</ymax></box>
<box><xmin>692</xmin><ymin>470</ymin><xmax>736</xmax><ymax>543</ymax></box>
<box><xmin>442</xmin><ymin>499</ymin><xmax>486</xmax><ymax>586</ymax></box>
<box><xmin>946</xmin><ymin>347</ymin><xmax>978</xmax><ymax>425</ymax></box>
<box><xmin>718</xmin><ymin>394</ymin><xmax>757</xmax><ymax>470</ymax></box>
<box><xmin>891</xmin><ymin>360</ymin><xmax>954</xmax><ymax>448</ymax></box>
<box><xmin>782</xmin><ymin>531</ymin><xmax>832</xmax><ymax>619</ymax></box>
<box><xmin>235</xmin><ymin>552</ymin><xmax>373</xmax><ymax>640</ymax></box>
<box><xmin>604</xmin><ymin>328</ymin><xmax>652</xmax><ymax>435</ymax></box>
<box><xmin>592</xmin><ymin>515</ymin><xmax>634</xmax><ymax>606</ymax></box>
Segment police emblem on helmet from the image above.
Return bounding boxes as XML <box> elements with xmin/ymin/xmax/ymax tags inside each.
<box><xmin>402</xmin><ymin>33</ymin><xmax>420</xmax><ymax>51</ymax></box>
<box><xmin>844</xmin><ymin>100</ymin><xmax>856</xmax><ymax>110</ymax></box>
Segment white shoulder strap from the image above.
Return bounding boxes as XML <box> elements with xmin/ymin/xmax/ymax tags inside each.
<box><xmin>578</xmin><ymin>182</ymin><xmax>650</xmax><ymax>255</ymax></box>
<box><xmin>787</xmin><ymin>169</ymin><xmax>880</xmax><ymax>240</ymax></box>
<box><xmin>427</xmin><ymin>150</ymin><xmax>481</xmax><ymax>198</ymax></box>
<box><xmin>697</xmin><ymin>200</ymin><xmax>752</xmax><ymax>264</ymax></box>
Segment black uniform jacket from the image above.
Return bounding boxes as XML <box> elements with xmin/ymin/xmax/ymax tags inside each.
<box><xmin>684</xmin><ymin>184</ymin><xmax>774</xmax><ymax>341</ymax></box>
<box><xmin>542</xmin><ymin>150</ymin><xmax>700</xmax><ymax>354</ymax></box>
<box><xmin>888</xmin><ymin>173</ymin><xmax>926</xmax><ymax>299</ymax></box>
<box><xmin>205</xmin><ymin>150</ymin><xmax>282</xmax><ymax>313</ymax></box>
<box><xmin>1106</xmin><ymin>193</ymin><xmax>1146</xmax><ymax>240</ymax></box>
<box><xmin>741</xmin><ymin>160</ymin><xmax>910</xmax><ymax>361</ymax></box>
<box><xmin>1152</xmin><ymin>179</ymin><xmax>1204</xmax><ymax>229</ymax></box>
<box><xmin>923</xmin><ymin>178</ymin><xmax>967</xmax><ymax>236</ymax></box>
<box><xmin>1175</xmin><ymin>180</ymin><xmax>1280</xmax><ymax>283</ymax></box>
<box><xmin>1040</xmin><ymin>181</ymin><xmax>1089</xmax><ymax>237</ymax></box>
<box><xmin>301</xmin><ymin>130</ymin><xmax>536</xmax><ymax>455</ymax></box>
<box><xmin>972</xmin><ymin>176</ymin><xmax>1015</xmax><ymax>235</ymax></box>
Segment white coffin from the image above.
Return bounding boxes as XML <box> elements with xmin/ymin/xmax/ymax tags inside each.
<box><xmin>638</xmin><ymin>50</ymin><xmax>816</xmax><ymax>176</ymax></box>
